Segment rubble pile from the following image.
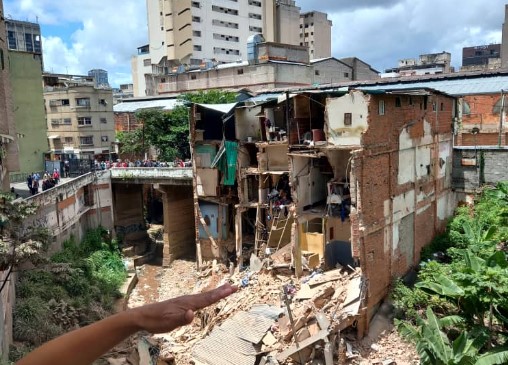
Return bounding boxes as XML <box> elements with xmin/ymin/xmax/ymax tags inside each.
<box><xmin>152</xmin><ymin>256</ymin><xmax>364</xmax><ymax>365</ymax></box>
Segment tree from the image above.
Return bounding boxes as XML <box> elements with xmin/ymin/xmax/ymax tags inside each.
<box><xmin>0</xmin><ymin>193</ymin><xmax>49</xmax><ymax>270</ymax></box>
<box><xmin>116</xmin><ymin>129</ymin><xmax>145</xmax><ymax>160</ymax></box>
<box><xmin>133</xmin><ymin>90</ymin><xmax>238</xmax><ymax>161</ymax></box>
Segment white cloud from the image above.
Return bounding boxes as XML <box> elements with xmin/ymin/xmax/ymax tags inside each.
<box><xmin>3</xmin><ymin>0</ymin><xmax>508</xmax><ymax>87</ymax></box>
<box><xmin>4</xmin><ymin>0</ymin><xmax>147</xmax><ymax>87</ymax></box>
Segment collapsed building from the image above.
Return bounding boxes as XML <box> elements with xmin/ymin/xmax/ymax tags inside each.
<box><xmin>188</xmin><ymin>86</ymin><xmax>457</xmax><ymax>337</ymax></box>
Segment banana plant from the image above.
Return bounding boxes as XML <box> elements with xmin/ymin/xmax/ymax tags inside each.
<box><xmin>399</xmin><ymin>308</ymin><xmax>508</xmax><ymax>365</ymax></box>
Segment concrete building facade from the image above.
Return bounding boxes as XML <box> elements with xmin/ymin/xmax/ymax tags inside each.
<box><xmin>462</xmin><ymin>44</ymin><xmax>501</xmax><ymax>68</ymax></box>
<box><xmin>502</xmin><ymin>4</ymin><xmax>508</xmax><ymax>69</ymax></box>
<box><xmin>152</xmin><ymin>44</ymin><xmax>378</xmax><ymax>95</ymax></box>
<box><xmin>44</xmin><ymin>74</ymin><xmax>115</xmax><ymax>160</ymax></box>
<box><xmin>132</xmin><ymin>0</ymin><xmax>331</xmax><ymax>97</ymax></box>
<box><xmin>5</xmin><ymin>19</ymin><xmax>42</xmax><ymax>57</ymax></box>
<box><xmin>299</xmin><ymin>11</ymin><xmax>332</xmax><ymax>59</ymax></box>
<box><xmin>383</xmin><ymin>52</ymin><xmax>452</xmax><ymax>77</ymax></box>
<box><xmin>8</xmin><ymin>51</ymin><xmax>47</xmax><ymax>176</ymax></box>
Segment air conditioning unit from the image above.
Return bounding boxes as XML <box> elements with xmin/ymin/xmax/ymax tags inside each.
<box><xmin>195</xmin><ymin>112</ymin><xmax>201</xmax><ymax>121</ymax></box>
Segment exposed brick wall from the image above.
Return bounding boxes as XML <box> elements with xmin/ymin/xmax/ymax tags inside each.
<box><xmin>457</xmin><ymin>94</ymin><xmax>507</xmax><ymax>147</ymax></box>
<box><xmin>114</xmin><ymin>112</ymin><xmax>142</xmax><ymax>132</ymax></box>
<box><xmin>461</xmin><ymin>132</ymin><xmax>501</xmax><ymax>146</ymax></box>
<box><xmin>353</xmin><ymin>92</ymin><xmax>455</xmax><ymax>311</ymax></box>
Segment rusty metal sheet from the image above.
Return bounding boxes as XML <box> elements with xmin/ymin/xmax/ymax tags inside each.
<box><xmin>219</xmin><ymin>311</ymin><xmax>274</xmax><ymax>344</ymax></box>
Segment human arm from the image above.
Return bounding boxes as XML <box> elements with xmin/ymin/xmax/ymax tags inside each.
<box><xmin>16</xmin><ymin>283</ymin><xmax>237</xmax><ymax>365</ymax></box>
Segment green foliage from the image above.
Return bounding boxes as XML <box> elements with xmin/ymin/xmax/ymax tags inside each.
<box><xmin>0</xmin><ymin>192</ymin><xmax>50</xmax><ymax>268</ymax></box>
<box><xmin>394</xmin><ymin>181</ymin><xmax>508</xmax><ymax>364</ymax></box>
<box><xmin>132</xmin><ymin>90</ymin><xmax>238</xmax><ymax>161</ymax></box>
<box><xmin>116</xmin><ymin>128</ymin><xmax>145</xmax><ymax>159</ymax></box>
<box><xmin>12</xmin><ymin>227</ymin><xmax>126</xmax><ymax>350</ymax></box>
<box><xmin>180</xmin><ymin>89</ymin><xmax>237</xmax><ymax>104</ymax></box>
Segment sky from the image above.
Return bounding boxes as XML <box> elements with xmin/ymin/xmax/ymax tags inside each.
<box><xmin>3</xmin><ymin>0</ymin><xmax>507</xmax><ymax>88</ymax></box>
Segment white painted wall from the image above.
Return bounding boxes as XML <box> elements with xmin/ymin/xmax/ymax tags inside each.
<box><xmin>325</xmin><ymin>91</ymin><xmax>369</xmax><ymax>146</ymax></box>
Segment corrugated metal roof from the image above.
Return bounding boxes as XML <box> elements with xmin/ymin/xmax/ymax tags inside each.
<box><xmin>191</xmin><ymin>305</ymin><xmax>279</xmax><ymax>365</ymax></box>
<box><xmin>197</xmin><ymin>103</ymin><xmax>238</xmax><ymax>114</ymax></box>
<box><xmin>357</xmin><ymin>75</ymin><xmax>508</xmax><ymax>96</ymax></box>
<box><xmin>113</xmin><ymin>99</ymin><xmax>181</xmax><ymax>113</ymax></box>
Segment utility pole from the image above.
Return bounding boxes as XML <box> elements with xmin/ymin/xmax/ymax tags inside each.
<box><xmin>498</xmin><ymin>89</ymin><xmax>505</xmax><ymax>147</ymax></box>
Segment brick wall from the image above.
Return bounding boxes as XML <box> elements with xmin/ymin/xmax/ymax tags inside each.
<box><xmin>114</xmin><ymin>112</ymin><xmax>142</xmax><ymax>132</ymax></box>
<box><xmin>353</xmin><ymin>92</ymin><xmax>456</xmax><ymax>313</ymax></box>
<box><xmin>457</xmin><ymin>94</ymin><xmax>507</xmax><ymax>147</ymax></box>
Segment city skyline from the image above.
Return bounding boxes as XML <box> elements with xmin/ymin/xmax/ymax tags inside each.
<box><xmin>4</xmin><ymin>0</ymin><xmax>506</xmax><ymax>87</ymax></box>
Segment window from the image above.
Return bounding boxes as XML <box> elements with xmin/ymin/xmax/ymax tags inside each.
<box><xmin>237</xmin><ymin>68</ymin><xmax>244</xmax><ymax>75</ymax></box>
<box><xmin>212</xmin><ymin>19</ymin><xmax>239</xmax><ymax>29</ymax></box>
<box><xmin>51</xmin><ymin>118</ymin><xmax>60</xmax><ymax>125</ymax></box>
<box><xmin>212</xmin><ymin>6</ymin><xmax>238</xmax><ymax>15</ymax></box>
<box><xmin>249</xmin><ymin>0</ymin><xmax>262</xmax><ymax>6</ymax></box>
<box><xmin>80</xmin><ymin>136</ymin><xmax>93</xmax><ymax>145</ymax></box>
<box><xmin>75</xmin><ymin>98</ymin><xmax>90</xmax><ymax>107</ymax></box>
<box><xmin>315</xmin><ymin>70</ymin><xmax>320</xmax><ymax>76</ymax></box>
<box><xmin>63</xmin><ymin>118</ymin><xmax>71</xmax><ymax>124</ymax></box>
<box><xmin>193</xmin><ymin>30</ymin><xmax>201</xmax><ymax>37</ymax></box>
<box><xmin>99</xmin><ymin>99</ymin><xmax>107</xmax><ymax>106</ymax></box>
<box><xmin>143</xmin><ymin>58</ymin><xmax>151</xmax><ymax>66</ymax></box>
<box><xmin>25</xmin><ymin>33</ymin><xmax>33</xmax><ymax>52</ymax></box>
<box><xmin>249</xmin><ymin>13</ymin><xmax>262</xmax><ymax>20</ymax></box>
<box><xmin>249</xmin><ymin>26</ymin><xmax>262</xmax><ymax>32</ymax></box>
<box><xmin>344</xmin><ymin>113</ymin><xmax>352</xmax><ymax>126</ymax></box>
<box><xmin>100</xmin><ymin>118</ymin><xmax>107</xmax><ymax>124</ymax></box>
<box><xmin>7</xmin><ymin>31</ymin><xmax>16</xmax><ymax>49</ymax></box>
<box><xmin>64</xmin><ymin>137</ymin><xmax>73</xmax><ymax>143</ymax></box>
<box><xmin>192</xmin><ymin>1</ymin><xmax>200</xmax><ymax>8</ymax></box>
<box><xmin>77</xmin><ymin>117</ymin><xmax>92</xmax><ymax>126</ymax></box>
<box><xmin>440</xmin><ymin>102</ymin><xmax>444</xmax><ymax>111</ymax></box>
<box><xmin>193</xmin><ymin>45</ymin><xmax>202</xmax><ymax>51</ymax></box>
<box><xmin>343</xmin><ymin>72</ymin><xmax>349</xmax><ymax>78</ymax></box>
<box><xmin>192</xmin><ymin>16</ymin><xmax>201</xmax><ymax>22</ymax></box>
<box><xmin>432</xmin><ymin>102</ymin><xmax>437</xmax><ymax>111</ymax></box>
<box><xmin>395</xmin><ymin>97</ymin><xmax>401</xmax><ymax>107</ymax></box>
<box><xmin>191</xmin><ymin>74</ymin><xmax>197</xmax><ymax>80</ymax></box>
<box><xmin>378</xmin><ymin>100</ymin><xmax>385</xmax><ymax>115</ymax></box>
<box><xmin>101</xmin><ymin>136</ymin><xmax>109</xmax><ymax>142</ymax></box>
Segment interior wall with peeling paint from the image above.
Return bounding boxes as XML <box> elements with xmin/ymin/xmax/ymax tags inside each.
<box><xmin>325</xmin><ymin>91</ymin><xmax>369</xmax><ymax>146</ymax></box>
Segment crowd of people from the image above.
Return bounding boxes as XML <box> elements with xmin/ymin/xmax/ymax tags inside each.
<box><xmin>26</xmin><ymin>169</ymin><xmax>60</xmax><ymax>195</ymax></box>
<box><xmin>93</xmin><ymin>158</ymin><xmax>192</xmax><ymax>170</ymax></box>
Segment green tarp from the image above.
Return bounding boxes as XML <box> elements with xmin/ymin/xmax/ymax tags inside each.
<box><xmin>218</xmin><ymin>141</ymin><xmax>238</xmax><ymax>186</ymax></box>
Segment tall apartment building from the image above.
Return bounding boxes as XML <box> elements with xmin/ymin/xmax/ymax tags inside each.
<box><xmin>44</xmin><ymin>73</ymin><xmax>115</xmax><ymax>160</ymax></box>
<box><xmin>6</xmin><ymin>19</ymin><xmax>47</xmax><ymax>176</ymax></box>
<box><xmin>132</xmin><ymin>0</ymin><xmax>331</xmax><ymax>97</ymax></box>
<box><xmin>88</xmin><ymin>69</ymin><xmax>109</xmax><ymax>87</ymax></box>
<box><xmin>0</xmin><ymin>5</ymin><xmax>19</xmax><ymax>192</ymax></box>
<box><xmin>299</xmin><ymin>11</ymin><xmax>332</xmax><ymax>60</ymax></box>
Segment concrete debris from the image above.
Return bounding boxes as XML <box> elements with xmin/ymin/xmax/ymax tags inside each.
<box><xmin>149</xmin><ymin>261</ymin><xmax>364</xmax><ymax>364</ymax></box>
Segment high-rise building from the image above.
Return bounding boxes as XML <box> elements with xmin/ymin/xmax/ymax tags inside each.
<box><xmin>5</xmin><ymin>19</ymin><xmax>42</xmax><ymax>55</ymax></box>
<box><xmin>88</xmin><ymin>69</ymin><xmax>109</xmax><ymax>87</ymax></box>
<box><xmin>5</xmin><ymin>19</ymin><xmax>47</xmax><ymax>177</ymax></box>
<box><xmin>299</xmin><ymin>11</ymin><xmax>332</xmax><ymax>60</ymax></box>
<box><xmin>502</xmin><ymin>4</ymin><xmax>508</xmax><ymax>69</ymax></box>
<box><xmin>132</xmin><ymin>0</ymin><xmax>331</xmax><ymax>97</ymax></box>
<box><xmin>0</xmin><ymin>6</ymin><xmax>20</xmax><ymax>192</ymax></box>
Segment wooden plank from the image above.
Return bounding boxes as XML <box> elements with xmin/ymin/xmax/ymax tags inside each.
<box><xmin>307</xmin><ymin>269</ymin><xmax>343</xmax><ymax>287</ymax></box>
<box><xmin>276</xmin><ymin>330</ymin><xmax>329</xmax><ymax>362</ymax></box>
